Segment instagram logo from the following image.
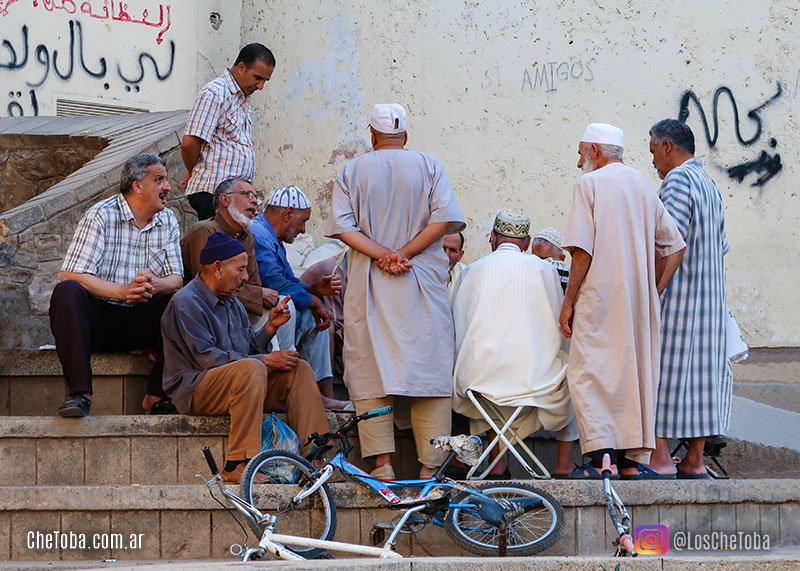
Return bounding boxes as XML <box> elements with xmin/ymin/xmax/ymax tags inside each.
<box><xmin>635</xmin><ymin>524</ymin><xmax>669</xmax><ymax>554</ymax></box>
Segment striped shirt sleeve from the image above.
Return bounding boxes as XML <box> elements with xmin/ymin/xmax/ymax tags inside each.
<box><xmin>160</xmin><ymin>210</ymin><xmax>184</xmax><ymax>278</ymax></box>
<box><xmin>659</xmin><ymin>170</ymin><xmax>692</xmax><ymax>241</ymax></box>
<box><xmin>61</xmin><ymin>207</ymin><xmax>105</xmax><ymax>275</ymax></box>
<box><xmin>184</xmin><ymin>87</ymin><xmax>224</xmax><ymax>143</ymax></box>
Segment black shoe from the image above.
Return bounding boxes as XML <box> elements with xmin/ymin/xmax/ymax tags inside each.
<box><xmin>58</xmin><ymin>395</ymin><xmax>91</xmax><ymax>418</ymax></box>
<box><xmin>150</xmin><ymin>398</ymin><xmax>178</xmax><ymax>415</ymax></box>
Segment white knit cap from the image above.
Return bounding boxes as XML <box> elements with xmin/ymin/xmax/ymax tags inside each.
<box><xmin>266</xmin><ymin>185</ymin><xmax>311</xmax><ymax>209</ymax></box>
<box><xmin>580</xmin><ymin>123</ymin><xmax>624</xmax><ymax>148</ymax></box>
<box><xmin>369</xmin><ymin>103</ymin><xmax>407</xmax><ymax>134</ymax></box>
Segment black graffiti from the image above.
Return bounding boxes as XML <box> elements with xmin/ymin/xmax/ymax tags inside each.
<box><xmin>727</xmin><ymin>145</ymin><xmax>782</xmax><ymax>188</ymax></box>
<box><xmin>5</xmin><ymin>89</ymin><xmax>38</xmax><ymax>116</ymax></box>
<box><xmin>678</xmin><ymin>83</ymin><xmax>782</xmax><ymax>148</ymax></box>
<box><xmin>678</xmin><ymin>83</ymin><xmax>783</xmax><ymax>187</ymax></box>
<box><xmin>117</xmin><ymin>39</ymin><xmax>175</xmax><ymax>85</ymax></box>
<box><xmin>0</xmin><ymin>19</ymin><xmax>171</xmax><ymax>92</ymax></box>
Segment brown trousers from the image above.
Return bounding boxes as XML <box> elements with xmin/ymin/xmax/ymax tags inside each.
<box><xmin>354</xmin><ymin>396</ymin><xmax>452</xmax><ymax>470</ymax></box>
<box><xmin>191</xmin><ymin>358</ymin><xmax>329</xmax><ymax>461</ymax></box>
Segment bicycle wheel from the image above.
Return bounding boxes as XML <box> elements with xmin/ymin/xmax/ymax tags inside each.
<box><xmin>444</xmin><ymin>482</ymin><xmax>564</xmax><ymax>556</ymax></box>
<box><xmin>239</xmin><ymin>449</ymin><xmax>337</xmax><ymax>558</ymax></box>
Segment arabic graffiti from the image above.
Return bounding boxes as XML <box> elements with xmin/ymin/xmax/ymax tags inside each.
<box><xmin>0</xmin><ymin>19</ymin><xmax>175</xmax><ymax>116</ymax></box>
<box><xmin>678</xmin><ymin>83</ymin><xmax>783</xmax><ymax>187</ymax></box>
<box><xmin>0</xmin><ymin>0</ymin><xmax>172</xmax><ymax>45</ymax></box>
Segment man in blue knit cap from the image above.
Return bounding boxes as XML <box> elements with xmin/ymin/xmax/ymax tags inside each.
<box><xmin>161</xmin><ymin>232</ymin><xmax>329</xmax><ymax>483</ymax></box>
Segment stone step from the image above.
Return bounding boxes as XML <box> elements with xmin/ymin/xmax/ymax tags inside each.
<box><xmin>0</xmin><ymin>351</ymin><xmax>152</xmax><ymax>416</ymax></box>
<box><xmin>0</xmin><ymin>414</ymin><xmax>376</xmax><ymax>487</ymax></box>
<box><xmin>0</xmin><ymin>479</ymin><xmax>797</xmax><ymax>562</ymax></box>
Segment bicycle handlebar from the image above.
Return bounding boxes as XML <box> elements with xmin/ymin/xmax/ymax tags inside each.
<box><xmin>601</xmin><ymin>453</ymin><xmax>612</xmax><ymax>476</ymax></box>
<box><xmin>361</xmin><ymin>405</ymin><xmax>392</xmax><ymax>420</ymax></box>
<box><xmin>203</xmin><ymin>446</ymin><xmax>219</xmax><ymax>476</ymax></box>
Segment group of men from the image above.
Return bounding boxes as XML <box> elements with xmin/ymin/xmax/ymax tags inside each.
<box><xmin>448</xmin><ymin>120</ymin><xmax>730</xmax><ymax>480</ymax></box>
<box><xmin>48</xmin><ymin>39</ymin><xmax>731</xmax><ymax>483</ymax></box>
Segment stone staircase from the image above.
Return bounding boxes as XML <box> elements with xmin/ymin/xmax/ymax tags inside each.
<box><xmin>0</xmin><ymin>349</ymin><xmax>799</xmax><ymax>562</ymax></box>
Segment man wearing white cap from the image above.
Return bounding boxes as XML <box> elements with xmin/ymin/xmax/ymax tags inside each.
<box><xmin>452</xmin><ymin>209</ymin><xmax>578</xmax><ymax>478</ymax></box>
<box><xmin>531</xmin><ymin>227</ymin><xmax>570</xmax><ymax>293</ymax></box>
<box><xmin>326</xmin><ymin>103</ymin><xmax>466</xmax><ymax>479</ymax></box>
<box><xmin>251</xmin><ymin>185</ymin><xmax>348</xmax><ymax>410</ymax></box>
<box><xmin>559</xmin><ymin>123</ymin><xmax>686</xmax><ymax>478</ymax></box>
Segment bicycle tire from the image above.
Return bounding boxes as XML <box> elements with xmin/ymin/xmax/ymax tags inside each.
<box><xmin>444</xmin><ymin>481</ymin><xmax>564</xmax><ymax>556</ymax></box>
<box><xmin>239</xmin><ymin>449</ymin><xmax>337</xmax><ymax>558</ymax></box>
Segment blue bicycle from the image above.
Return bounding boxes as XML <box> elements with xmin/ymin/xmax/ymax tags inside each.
<box><xmin>238</xmin><ymin>406</ymin><xmax>565</xmax><ymax>558</ymax></box>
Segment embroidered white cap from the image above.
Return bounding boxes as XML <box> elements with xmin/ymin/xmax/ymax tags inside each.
<box><xmin>369</xmin><ymin>103</ymin><xmax>407</xmax><ymax>134</ymax></box>
<box><xmin>266</xmin><ymin>185</ymin><xmax>311</xmax><ymax>209</ymax></box>
<box><xmin>533</xmin><ymin>227</ymin><xmax>564</xmax><ymax>249</ymax></box>
<box><xmin>580</xmin><ymin>123</ymin><xmax>624</xmax><ymax>149</ymax></box>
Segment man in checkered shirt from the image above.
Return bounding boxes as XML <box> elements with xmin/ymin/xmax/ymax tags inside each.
<box><xmin>49</xmin><ymin>154</ymin><xmax>184</xmax><ymax>418</ymax></box>
<box><xmin>181</xmin><ymin>43</ymin><xmax>276</xmax><ymax>221</ymax></box>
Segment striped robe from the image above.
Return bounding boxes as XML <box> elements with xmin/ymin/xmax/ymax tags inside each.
<box><xmin>657</xmin><ymin>158</ymin><xmax>732</xmax><ymax>438</ymax></box>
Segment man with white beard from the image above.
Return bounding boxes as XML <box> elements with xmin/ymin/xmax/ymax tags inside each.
<box><xmin>181</xmin><ymin>177</ymin><xmax>279</xmax><ymax>321</ymax></box>
<box><xmin>559</xmin><ymin>123</ymin><xmax>686</xmax><ymax>479</ymax></box>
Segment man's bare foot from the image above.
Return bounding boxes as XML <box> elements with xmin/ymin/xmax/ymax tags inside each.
<box><xmin>321</xmin><ymin>395</ymin><xmax>351</xmax><ymax>410</ymax></box>
<box><xmin>645</xmin><ymin>461</ymin><xmax>678</xmax><ymax>476</ymax></box>
<box><xmin>675</xmin><ymin>461</ymin><xmax>706</xmax><ymax>475</ymax></box>
<box><xmin>141</xmin><ymin>394</ymin><xmax>161</xmax><ymax>412</ymax></box>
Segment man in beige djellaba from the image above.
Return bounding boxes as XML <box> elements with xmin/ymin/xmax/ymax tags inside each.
<box><xmin>559</xmin><ymin>123</ymin><xmax>686</xmax><ymax>479</ymax></box>
<box><xmin>325</xmin><ymin>103</ymin><xmax>466</xmax><ymax>480</ymax></box>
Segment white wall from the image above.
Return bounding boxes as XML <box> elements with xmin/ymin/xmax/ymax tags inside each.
<box><xmin>0</xmin><ymin>0</ymin><xmax>241</xmax><ymax>115</ymax></box>
<box><xmin>241</xmin><ymin>0</ymin><xmax>800</xmax><ymax>348</ymax></box>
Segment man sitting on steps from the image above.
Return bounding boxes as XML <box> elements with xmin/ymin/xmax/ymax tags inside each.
<box><xmin>160</xmin><ymin>232</ymin><xmax>330</xmax><ymax>483</ymax></box>
<box><xmin>49</xmin><ymin>154</ymin><xmax>183</xmax><ymax>417</ymax></box>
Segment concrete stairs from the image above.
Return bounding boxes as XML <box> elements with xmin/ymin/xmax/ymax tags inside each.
<box><xmin>0</xmin><ymin>349</ymin><xmax>799</xmax><ymax>563</ymax></box>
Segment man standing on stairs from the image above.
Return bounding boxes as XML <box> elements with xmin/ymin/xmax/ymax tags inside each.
<box><xmin>181</xmin><ymin>43</ymin><xmax>275</xmax><ymax>221</ymax></box>
<box><xmin>645</xmin><ymin>119</ymin><xmax>732</xmax><ymax>479</ymax></box>
<box><xmin>160</xmin><ymin>232</ymin><xmax>329</xmax><ymax>483</ymax></box>
<box><xmin>49</xmin><ymin>154</ymin><xmax>184</xmax><ymax>418</ymax></box>
<box><xmin>325</xmin><ymin>103</ymin><xmax>466</xmax><ymax>480</ymax></box>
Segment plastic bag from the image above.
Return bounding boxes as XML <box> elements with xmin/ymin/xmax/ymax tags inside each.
<box><xmin>260</xmin><ymin>413</ymin><xmax>301</xmax><ymax>483</ymax></box>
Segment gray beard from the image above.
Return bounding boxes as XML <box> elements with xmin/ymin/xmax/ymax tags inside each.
<box><xmin>228</xmin><ymin>204</ymin><xmax>253</xmax><ymax>229</ymax></box>
<box><xmin>581</xmin><ymin>156</ymin><xmax>595</xmax><ymax>174</ymax></box>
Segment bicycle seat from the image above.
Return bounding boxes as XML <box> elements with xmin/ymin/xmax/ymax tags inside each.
<box><xmin>463</xmin><ymin>494</ymin><xmax>543</xmax><ymax>529</ymax></box>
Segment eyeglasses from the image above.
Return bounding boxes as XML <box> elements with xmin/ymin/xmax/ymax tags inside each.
<box><xmin>226</xmin><ymin>190</ymin><xmax>263</xmax><ymax>205</ymax></box>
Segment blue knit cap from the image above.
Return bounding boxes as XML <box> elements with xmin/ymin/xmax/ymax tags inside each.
<box><xmin>199</xmin><ymin>232</ymin><xmax>246</xmax><ymax>264</ymax></box>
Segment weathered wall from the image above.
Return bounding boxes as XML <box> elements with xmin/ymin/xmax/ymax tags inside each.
<box><xmin>242</xmin><ymin>0</ymin><xmax>800</xmax><ymax>348</ymax></box>
<box><xmin>0</xmin><ymin>134</ymin><xmax>106</xmax><ymax>212</ymax></box>
<box><xmin>0</xmin><ymin>0</ymin><xmax>242</xmax><ymax>117</ymax></box>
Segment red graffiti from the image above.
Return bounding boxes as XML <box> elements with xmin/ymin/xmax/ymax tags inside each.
<box><xmin>328</xmin><ymin>148</ymin><xmax>357</xmax><ymax>164</ymax></box>
<box><xmin>4</xmin><ymin>1</ymin><xmax>171</xmax><ymax>45</ymax></box>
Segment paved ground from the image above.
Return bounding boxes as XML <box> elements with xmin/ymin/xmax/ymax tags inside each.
<box><xmin>3</xmin><ymin>550</ymin><xmax>800</xmax><ymax>570</ymax></box>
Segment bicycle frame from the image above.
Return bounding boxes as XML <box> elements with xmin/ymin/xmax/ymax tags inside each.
<box><xmin>601</xmin><ymin>454</ymin><xmax>636</xmax><ymax>557</ymax></box>
<box><xmin>198</xmin><ymin>448</ymin><xmax>403</xmax><ymax>561</ymax></box>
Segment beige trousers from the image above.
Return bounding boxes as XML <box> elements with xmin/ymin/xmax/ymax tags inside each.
<box><xmin>354</xmin><ymin>396</ymin><xmax>452</xmax><ymax>470</ymax></box>
<box><xmin>191</xmin><ymin>358</ymin><xmax>329</xmax><ymax>460</ymax></box>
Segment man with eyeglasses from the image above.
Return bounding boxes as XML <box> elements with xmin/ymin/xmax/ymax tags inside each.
<box><xmin>181</xmin><ymin>178</ymin><xmax>281</xmax><ymax>328</ymax></box>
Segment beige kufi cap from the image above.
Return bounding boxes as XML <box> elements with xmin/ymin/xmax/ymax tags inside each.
<box><xmin>534</xmin><ymin>227</ymin><xmax>563</xmax><ymax>249</ymax></box>
<box><xmin>493</xmin><ymin>209</ymin><xmax>530</xmax><ymax>239</ymax></box>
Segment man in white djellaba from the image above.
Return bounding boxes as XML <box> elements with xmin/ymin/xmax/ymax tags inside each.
<box><xmin>559</xmin><ymin>123</ymin><xmax>686</xmax><ymax>479</ymax></box>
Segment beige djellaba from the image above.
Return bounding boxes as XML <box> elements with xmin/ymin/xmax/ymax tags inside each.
<box><xmin>324</xmin><ymin>149</ymin><xmax>466</xmax><ymax>402</ymax></box>
<box><xmin>562</xmin><ymin>162</ymin><xmax>685</xmax><ymax>464</ymax></box>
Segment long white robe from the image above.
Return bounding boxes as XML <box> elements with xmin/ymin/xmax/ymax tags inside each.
<box><xmin>325</xmin><ymin>149</ymin><xmax>465</xmax><ymax>400</ymax></box>
<box><xmin>563</xmin><ymin>162</ymin><xmax>685</xmax><ymax>463</ymax></box>
<box><xmin>451</xmin><ymin>244</ymin><xmax>574</xmax><ymax>437</ymax></box>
